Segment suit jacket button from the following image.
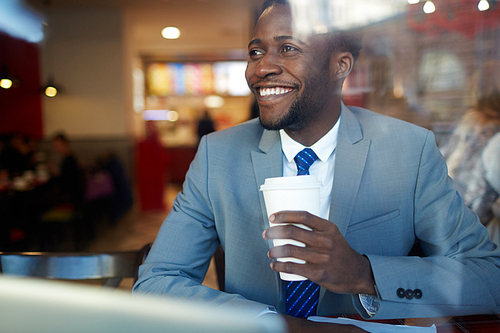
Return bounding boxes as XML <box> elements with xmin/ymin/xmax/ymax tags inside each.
<box><xmin>414</xmin><ymin>289</ymin><xmax>422</xmax><ymax>299</ymax></box>
<box><xmin>405</xmin><ymin>289</ymin><xmax>414</xmax><ymax>300</ymax></box>
<box><xmin>397</xmin><ymin>288</ymin><xmax>405</xmax><ymax>298</ymax></box>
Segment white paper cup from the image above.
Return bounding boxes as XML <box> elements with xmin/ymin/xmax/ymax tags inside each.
<box><xmin>260</xmin><ymin>175</ymin><xmax>321</xmax><ymax>281</ymax></box>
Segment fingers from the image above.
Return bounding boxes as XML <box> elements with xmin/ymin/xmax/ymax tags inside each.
<box><xmin>268</xmin><ymin>243</ymin><xmax>330</xmax><ymax>265</ymax></box>
<box><xmin>270</xmin><ymin>260</ymin><xmax>314</xmax><ymax>282</ymax></box>
<box><xmin>263</xmin><ymin>223</ymin><xmax>336</xmax><ymax>250</ymax></box>
<box><xmin>270</xmin><ymin>259</ymin><xmax>327</xmax><ymax>282</ymax></box>
<box><xmin>263</xmin><ymin>210</ymin><xmax>337</xmax><ymax>242</ymax></box>
<box><xmin>263</xmin><ymin>224</ymin><xmax>310</xmax><ymax>241</ymax></box>
<box><xmin>269</xmin><ymin>211</ymin><xmax>328</xmax><ymax>231</ymax></box>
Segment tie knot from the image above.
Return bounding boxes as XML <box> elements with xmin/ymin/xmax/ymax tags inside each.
<box><xmin>294</xmin><ymin>148</ymin><xmax>318</xmax><ymax>175</ymax></box>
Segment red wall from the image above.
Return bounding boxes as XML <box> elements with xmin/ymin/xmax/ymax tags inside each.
<box><xmin>0</xmin><ymin>32</ymin><xmax>43</xmax><ymax>139</ymax></box>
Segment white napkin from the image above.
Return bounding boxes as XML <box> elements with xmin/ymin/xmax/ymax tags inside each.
<box><xmin>308</xmin><ymin>316</ymin><xmax>437</xmax><ymax>333</ymax></box>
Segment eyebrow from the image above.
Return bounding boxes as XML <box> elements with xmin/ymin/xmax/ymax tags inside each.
<box><xmin>248</xmin><ymin>35</ymin><xmax>307</xmax><ymax>48</ymax></box>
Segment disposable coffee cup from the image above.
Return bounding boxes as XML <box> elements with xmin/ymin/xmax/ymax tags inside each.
<box><xmin>260</xmin><ymin>175</ymin><xmax>321</xmax><ymax>281</ymax></box>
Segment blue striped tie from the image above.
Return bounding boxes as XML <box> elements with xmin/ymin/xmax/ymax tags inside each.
<box><xmin>286</xmin><ymin>148</ymin><xmax>320</xmax><ymax>318</ymax></box>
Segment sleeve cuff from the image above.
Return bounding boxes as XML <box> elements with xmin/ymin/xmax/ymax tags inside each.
<box><xmin>256</xmin><ymin>306</ymin><xmax>278</xmax><ymax>317</ymax></box>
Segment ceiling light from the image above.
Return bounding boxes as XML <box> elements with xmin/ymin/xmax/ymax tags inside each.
<box><xmin>161</xmin><ymin>27</ymin><xmax>180</xmax><ymax>39</ymax></box>
<box><xmin>423</xmin><ymin>1</ymin><xmax>436</xmax><ymax>13</ymax></box>
<box><xmin>478</xmin><ymin>0</ymin><xmax>490</xmax><ymax>11</ymax></box>
<box><xmin>1</xmin><ymin>78</ymin><xmax>13</xmax><ymax>89</ymax></box>
<box><xmin>41</xmin><ymin>4</ymin><xmax>59</xmax><ymax>98</ymax></box>
<box><xmin>407</xmin><ymin>0</ymin><xmax>419</xmax><ymax>4</ymax></box>
<box><xmin>1</xmin><ymin>65</ymin><xmax>14</xmax><ymax>89</ymax></box>
<box><xmin>45</xmin><ymin>85</ymin><xmax>57</xmax><ymax>97</ymax></box>
<box><xmin>43</xmin><ymin>77</ymin><xmax>60</xmax><ymax>97</ymax></box>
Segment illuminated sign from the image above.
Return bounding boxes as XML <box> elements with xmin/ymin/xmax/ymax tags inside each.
<box><xmin>146</xmin><ymin>61</ymin><xmax>250</xmax><ymax>97</ymax></box>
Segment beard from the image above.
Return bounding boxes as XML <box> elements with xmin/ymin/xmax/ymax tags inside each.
<box><xmin>258</xmin><ymin>63</ymin><xmax>330</xmax><ymax>132</ymax></box>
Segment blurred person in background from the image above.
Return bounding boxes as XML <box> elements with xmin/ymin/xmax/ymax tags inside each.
<box><xmin>482</xmin><ymin>132</ymin><xmax>500</xmax><ymax>244</ymax></box>
<box><xmin>197</xmin><ymin>109</ymin><xmax>216</xmax><ymax>142</ymax></box>
<box><xmin>440</xmin><ymin>61</ymin><xmax>500</xmax><ymax>227</ymax></box>
<box><xmin>31</xmin><ymin>133</ymin><xmax>87</xmax><ymax>250</ymax></box>
<box><xmin>48</xmin><ymin>133</ymin><xmax>86</xmax><ymax>206</ymax></box>
<box><xmin>1</xmin><ymin>134</ymin><xmax>33</xmax><ymax>177</ymax></box>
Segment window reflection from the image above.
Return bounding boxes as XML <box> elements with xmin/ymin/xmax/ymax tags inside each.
<box><xmin>331</xmin><ymin>0</ymin><xmax>500</xmax><ymax>139</ymax></box>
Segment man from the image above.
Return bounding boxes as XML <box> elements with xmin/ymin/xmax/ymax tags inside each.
<box><xmin>134</xmin><ymin>0</ymin><xmax>500</xmax><ymax>331</ymax></box>
<box><xmin>50</xmin><ymin>133</ymin><xmax>85</xmax><ymax>205</ymax></box>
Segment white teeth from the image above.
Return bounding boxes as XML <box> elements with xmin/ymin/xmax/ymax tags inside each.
<box><xmin>259</xmin><ymin>87</ymin><xmax>292</xmax><ymax>97</ymax></box>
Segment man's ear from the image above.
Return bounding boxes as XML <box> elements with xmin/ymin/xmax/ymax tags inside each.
<box><xmin>330</xmin><ymin>52</ymin><xmax>354</xmax><ymax>81</ymax></box>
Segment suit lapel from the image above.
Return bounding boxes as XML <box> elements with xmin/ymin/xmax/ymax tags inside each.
<box><xmin>251</xmin><ymin>129</ymin><xmax>282</xmax><ymax>242</ymax></box>
<box><xmin>251</xmin><ymin>129</ymin><xmax>285</xmax><ymax>313</ymax></box>
<box><xmin>329</xmin><ymin>105</ymin><xmax>371</xmax><ymax>236</ymax></box>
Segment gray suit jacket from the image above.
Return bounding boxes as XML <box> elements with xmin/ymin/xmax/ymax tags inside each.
<box><xmin>134</xmin><ymin>105</ymin><xmax>500</xmax><ymax>319</ymax></box>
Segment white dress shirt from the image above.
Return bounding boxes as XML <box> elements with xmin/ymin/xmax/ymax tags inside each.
<box><xmin>279</xmin><ymin>117</ymin><xmax>340</xmax><ymax>220</ymax></box>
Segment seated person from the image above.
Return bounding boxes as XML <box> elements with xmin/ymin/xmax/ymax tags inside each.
<box><xmin>1</xmin><ymin>134</ymin><xmax>32</xmax><ymax>177</ymax></box>
<box><xmin>440</xmin><ymin>61</ymin><xmax>500</xmax><ymax>225</ymax></box>
<box><xmin>134</xmin><ymin>1</ymin><xmax>500</xmax><ymax>332</ymax></box>
<box><xmin>483</xmin><ymin>132</ymin><xmax>500</xmax><ymax>244</ymax></box>
<box><xmin>41</xmin><ymin>133</ymin><xmax>85</xmax><ymax>211</ymax></box>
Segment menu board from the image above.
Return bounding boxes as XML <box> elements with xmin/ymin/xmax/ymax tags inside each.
<box><xmin>147</xmin><ymin>61</ymin><xmax>250</xmax><ymax>97</ymax></box>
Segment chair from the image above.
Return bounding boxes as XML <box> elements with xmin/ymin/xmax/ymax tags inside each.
<box><xmin>213</xmin><ymin>244</ymin><xmax>225</xmax><ymax>292</ymax></box>
<box><xmin>38</xmin><ymin>202</ymin><xmax>84</xmax><ymax>251</ymax></box>
<box><xmin>38</xmin><ymin>164</ymin><xmax>88</xmax><ymax>252</ymax></box>
<box><xmin>0</xmin><ymin>243</ymin><xmax>151</xmax><ymax>288</ymax></box>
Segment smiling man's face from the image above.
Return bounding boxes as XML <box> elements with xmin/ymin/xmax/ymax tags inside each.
<box><xmin>245</xmin><ymin>4</ymin><xmax>335</xmax><ymax>132</ymax></box>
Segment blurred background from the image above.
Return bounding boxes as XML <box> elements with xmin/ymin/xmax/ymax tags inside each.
<box><xmin>0</xmin><ymin>0</ymin><xmax>499</xmax><ymax>270</ymax></box>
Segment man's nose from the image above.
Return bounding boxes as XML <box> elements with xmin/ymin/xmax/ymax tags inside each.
<box><xmin>254</xmin><ymin>53</ymin><xmax>282</xmax><ymax>77</ymax></box>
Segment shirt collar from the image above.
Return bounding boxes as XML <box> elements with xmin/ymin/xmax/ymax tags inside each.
<box><xmin>280</xmin><ymin>115</ymin><xmax>340</xmax><ymax>163</ymax></box>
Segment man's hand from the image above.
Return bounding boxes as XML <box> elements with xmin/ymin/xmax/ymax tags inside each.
<box><xmin>279</xmin><ymin>315</ymin><xmax>368</xmax><ymax>333</ymax></box>
<box><xmin>262</xmin><ymin>211</ymin><xmax>376</xmax><ymax>295</ymax></box>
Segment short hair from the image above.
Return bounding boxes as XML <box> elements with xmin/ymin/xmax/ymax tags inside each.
<box><xmin>52</xmin><ymin>132</ymin><xmax>69</xmax><ymax>144</ymax></box>
<box><xmin>261</xmin><ymin>0</ymin><xmax>362</xmax><ymax>62</ymax></box>
<box><xmin>472</xmin><ymin>60</ymin><xmax>500</xmax><ymax>118</ymax></box>
<box><xmin>262</xmin><ymin>0</ymin><xmax>288</xmax><ymax>9</ymax></box>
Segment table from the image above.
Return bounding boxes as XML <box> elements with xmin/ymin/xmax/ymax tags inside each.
<box><xmin>0</xmin><ymin>178</ymin><xmax>52</xmax><ymax>250</ymax></box>
<box><xmin>427</xmin><ymin>314</ymin><xmax>500</xmax><ymax>333</ymax></box>
<box><xmin>338</xmin><ymin>313</ymin><xmax>500</xmax><ymax>332</ymax></box>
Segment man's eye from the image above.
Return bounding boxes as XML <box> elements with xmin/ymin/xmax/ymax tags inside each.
<box><xmin>249</xmin><ymin>49</ymin><xmax>263</xmax><ymax>57</ymax></box>
<box><xmin>282</xmin><ymin>45</ymin><xmax>299</xmax><ymax>53</ymax></box>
